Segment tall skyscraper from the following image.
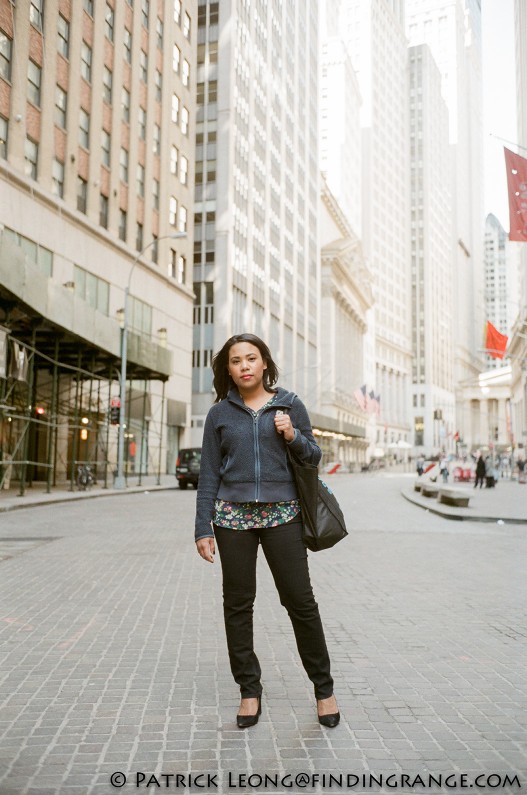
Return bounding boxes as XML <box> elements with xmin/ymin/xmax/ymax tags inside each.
<box><xmin>318</xmin><ymin>0</ymin><xmax>373</xmax><ymax>467</ymax></box>
<box><xmin>344</xmin><ymin>0</ymin><xmax>412</xmax><ymax>450</ymax></box>
<box><xmin>406</xmin><ymin>0</ymin><xmax>485</xmax><ymax>443</ymax></box>
<box><xmin>483</xmin><ymin>214</ymin><xmax>518</xmax><ymax>370</ymax></box>
<box><xmin>0</xmin><ymin>0</ymin><xmax>195</xmax><ymax>484</ymax></box>
<box><xmin>409</xmin><ymin>44</ymin><xmax>455</xmax><ymax>453</ymax></box>
<box><xmin>191</xmin><ymin>1</ymin><xmax>320</xmax><ymax>432</ymax></box>
<box><xmin>320</xmin><ymin>0</ymin><xmax>362</xmax><ymax>237</ymax></box>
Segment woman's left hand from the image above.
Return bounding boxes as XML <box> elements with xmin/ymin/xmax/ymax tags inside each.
<box><xmin>274</xmin><ymin>412</ymin><xmax>295</xmax><ymax>442</ymax></box>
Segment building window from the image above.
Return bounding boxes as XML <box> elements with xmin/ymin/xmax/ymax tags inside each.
<box><xmin>156</xmin><ymin>17</ymin><xmax>163</xmax><ymax>48</ymax></box>
<box><xmin>77</xmin><ymin>176</ymin><xmax>87</xmax><ymax>213</ymax></box>
<box><xmin>57</xmin><ymin>15</ymin><xmax>69</xmax><ymax>58</ymax></box>
<box><xmin>172</xmin><ymin>44</ymin><xmax>180</xmax><ymax>73</ymax></box>
<box><xmin>102</xmin><ymin>66</ymin><xmax>112</xmax><ymax>104</ymax></box>
<box><xmin>124</xmin><ymin>28</ymin><xmax>132</xmax><ymax>63</ymax></box>
<box><xmin>151</xmin><ymin>234</ymin><xmax>158</xmax><ymax>263</ymax></box>
<box><xmin>138</xmin><ymin>107</ymin><xmax>146</xmax><ymax>140</ymax></box>
<box><xmin>174</xmin><ymin>253</ymin><xmax>186</xmax><ymax>284</ymax></box>
<box><xmin>27</xmin><ymin>60</ymin><xmax>41</xmax><ymax>106</ymax></box>
<box><xmin>55</xmin><ymin>85</ymin><xmax>67</xmax><ymax>127</ymax></box>
<box><xmin>181</xmin><ymin>106</ymin><xmax>189</xmax><ymax>135</ymax></box>
<box><xmin>129</xmin><ymin>295</ymin><xmax>152</xmax><ymax>335</ymax></box>
<box><xmin>136</xmin><ymin>222</ymin><xmax>143</xmax><ymax>251</ymax></box>
<box><xmin>122</xmin><ymin>87</ymin><xmax>130</xmax><ymax>123</ymax></box>
<box><xmin>169</xmin><ymin>196</ymin><xmax>177</xmax><ymax>226</ymax></box>
<box><xmin>0</xmin><ymin>32</ymin><xmax>12</xmax><ymax>82</ymax></box>
<box><xmin>83</xmin><ymin>0</ymin><xmax>94</xmax><ymax>16</ymax></box>
<box><xmin>180</xmin><ymin>155</ymin><xmax>188</xmax><ymax>185</ymax></box>
<box><xmin>51</xmin><ymin>158</ymin><xmax>64</xmax><ymax>198</ymax></box>
<box><xmin>99</xmin><ymin>194</ymin><xmax>108</xmax><ymax>228</ymax></box>
<box><xmin>3</xmin><ymin>227</ymin><xmax>53</xmax><ymax>276</ymax></box>
<box><xmin>81</xmin><ymin>41</ymin><xmax>92</xmax><ymax>82</ymax></box>
<box><xmin>183</xmin><ymin>11</ymin><xmax>191</xmax><ymax>40</ymax></box>
<box><xmin>139</xmin><ymin>50</ymin><xmax>148</xmax><ymax>82</ymax></box>
<box><xmin>170</xmin><ymin>145</ymin><xmax>178</xmax><ymax>175</ymax></box>
<box><xmin>178</xmin><ymin>206</ymin><xmax>187</xmax><ymax>233</ymax></box>
<box><xmin>137</xmin><ymin>163</ymin><xmax>145</xmax><ymax>197</ymax></box>
<box><xmin>119</xmin><ymin>148</ymin><xmax>129</xmax><ymax>182</ymax></box>
<box><xmin>154</xmin><ymin>69</ymin><xmax>162</xmax><ymax>101</ymax></box>
<box><xmin>141</xmin><ymin>0</ymin><xmax>149</xmax><ymax>28</ymax></box>
<box><xmin>118</xmin><ymin>209</ymin><xmax>127</xmax><ymax>241</ymax></box>
<box><xmin>79</xmin><ymin>108</ymin><xmax>90</xmax><ymax>148</ymax></box>
<box><xmin>171</xmin><ymin>93</ymin><xmax>179</xmax><ymax>123</ymax></box>
<box><xmin>209</xmin><ymin>4</ymin><xmax>218</xmax><ymax>25</ymax></box>
<box><xmin>0</xmin><ymin>116</ymin><xmax>7</xmax><ymax>158</ymax></box>
<box><xmin>152</xmin><ymin>178</ymin><xmax>159</xmax><ymax>210</ymax></box>
<box><xmin>182</xmin><ymin>59</ymin><xmax>190</xmax><ymax>87</ymax></box>
<box><xmin>153</xmin><ymin>124</ymin><xmax>160</xmax><ymax>154</ymax></box>
<box><xmin>101</xmin><ymin>129</ymin><xmax>111</xmax><ymax>167</ymax></box>
<box><xmin>24</xmin><ymin>137</ymin><xmax>38</xmax><ymax>179</ymax></box>
<box><xmin>30</xmin><ymin>0</ymin><xmax>44</xmax><ymax>30</ymax></box>
<box><xmin>174</xmin><ymin>0</ymin><xmax>181</xmax><ymax>25</ymax></box>
<box><xmin>105</xmin><ymin>3</ymin><xmax>114</xmax><ymax>42</ymax></box>
<box><xmin>74</xmin><ymin>265</ymin><xmax>110</xmax><ymax>315</ymax></box>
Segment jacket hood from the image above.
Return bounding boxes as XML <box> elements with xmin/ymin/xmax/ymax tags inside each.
<box><xmin>227</xmin><ymin>386</ymin><xmax>297</xmax><ymax>408</ymax></box>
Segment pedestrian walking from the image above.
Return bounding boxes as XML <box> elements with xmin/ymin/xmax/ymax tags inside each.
<box><xmin>416</xmin><ymin>455</ymin><xmax>424</xmax><ymax>477</ymax></box>
<box><xmin>474</xmin><ymin>453</ymin><xmax>486</xmax><ymax>488</ymax></box>
<box><xmin>194</xmin><ymin>333</ymin><xmax>339</xmax><ymax>729</ymax></box>
<box><xmin>517</xmin><ymin>457</ymin><xmax>526</xmax><ymax>484</ymax></box>
<box><xmin>439</xmin><ymin>456</ymin><xmax>449</xmax><ymax>483</ymax></box>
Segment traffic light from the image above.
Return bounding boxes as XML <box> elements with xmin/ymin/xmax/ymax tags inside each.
<box><xmin>110</xmin><ymin>398</ymin><xmax>120</xmax><ymax>425</ymax></box>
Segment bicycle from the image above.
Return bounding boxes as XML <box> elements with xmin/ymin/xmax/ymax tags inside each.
<box><xmin>76</xmin><ymin>463</ymin><xmax>95</xmax><ymax>490</ymax></box>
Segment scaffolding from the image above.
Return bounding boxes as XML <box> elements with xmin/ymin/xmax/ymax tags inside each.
<box><xmin>0</xmin><ymin>330</ymin><xmax>169</xmax><ymax>495</ymax></box>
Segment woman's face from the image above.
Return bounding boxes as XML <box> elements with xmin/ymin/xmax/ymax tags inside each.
<box><xmin>227</xmin><ymin>342</ymin><xmax>267</xmax><ymax>392</ymax></box>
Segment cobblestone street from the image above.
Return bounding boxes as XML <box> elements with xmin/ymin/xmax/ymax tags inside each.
<box><xmin>0</xmin><ymin>474</ymin><xmax>526</xmax><ymax>795</ymax></box>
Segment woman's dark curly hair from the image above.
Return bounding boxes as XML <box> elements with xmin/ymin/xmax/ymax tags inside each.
<box><xmin>212</xmin><ymin>333</ymin><xmax>279</xmax><ymax>402</ymax></box>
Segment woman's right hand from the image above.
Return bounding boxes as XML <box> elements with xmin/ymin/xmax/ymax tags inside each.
<box><xmin>196</xmin><ymin>536</ymin><xmax>215</xmax><ymax>563</ymax></box>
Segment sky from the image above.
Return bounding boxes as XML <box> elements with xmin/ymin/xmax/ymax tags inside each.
<box><xmin>481</xmin><ymin>0</ymin><xmax>517</xmax><ymax>231</ymax></box>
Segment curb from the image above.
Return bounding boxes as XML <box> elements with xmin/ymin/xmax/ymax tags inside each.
<box><xmin>401</xmin><ymin>488</ymin><xmax>527</xmax><ymax>525</ymax></box>
<box><xmin>0</xmin><ymin>484</ymin><xmax>178</xmax><ymax>514</ymax></box>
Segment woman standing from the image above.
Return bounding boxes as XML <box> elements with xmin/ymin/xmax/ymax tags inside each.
<box><xmin>195</xmin><ymin>334</ymin><xmax>339</xmax><ymax>729</ymax></box>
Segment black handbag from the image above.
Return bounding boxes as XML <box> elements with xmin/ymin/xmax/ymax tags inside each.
<box><xmin>287</xmin><ymin>448</ymin><xmax>348</xmax><ymax>551</ymax></box>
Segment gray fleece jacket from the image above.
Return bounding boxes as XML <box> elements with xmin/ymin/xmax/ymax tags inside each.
<box><xmin>194</xmin><ymin>387</ymin><xmax>321</xmax><ymax>540</ymax></box>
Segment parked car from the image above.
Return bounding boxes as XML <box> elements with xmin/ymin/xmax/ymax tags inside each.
<box><xmin>176</xmin><ymin>448</ymin><xmax>201</xmax><ymax>490</ymax></box>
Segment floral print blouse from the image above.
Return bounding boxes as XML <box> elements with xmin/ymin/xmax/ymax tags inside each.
<box><xmin>214</xmin><ymin>498</ymin><xmax>301</xmax><ymax>529</ymax></box>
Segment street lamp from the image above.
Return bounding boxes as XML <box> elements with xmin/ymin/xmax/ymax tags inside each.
<box><xmin>114</xmin><ymin>232</ymin><xmax>187</xmax><ymax>489</ymax></box>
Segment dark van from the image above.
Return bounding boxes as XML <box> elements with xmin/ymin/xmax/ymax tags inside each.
<box><xmin>176</xmin><ymin>448</ymin><xmax>201</xmax><ymax>490</ymax></box>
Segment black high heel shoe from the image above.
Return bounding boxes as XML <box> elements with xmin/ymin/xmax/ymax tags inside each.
<box><xmin>317</xmin><ymin>698</ymin><xmax>340</xmax><ymax>728</ymax></box>
<box><xmin>237</xmin><ymin>696</ymin><xmax>262</xmax><ymax>729</ymax></box>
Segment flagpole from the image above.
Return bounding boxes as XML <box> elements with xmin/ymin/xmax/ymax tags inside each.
<box><xmin>489</xmin><ymin>133</ymin><xmax>527</xmax><ymax>153</ymax></box>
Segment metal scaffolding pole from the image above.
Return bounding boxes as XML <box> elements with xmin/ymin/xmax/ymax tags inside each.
<box><xmin>156</xmin><ymin>381</ymin><xmax>166</xmax><ymax>486</ymax></box>
<box><xmin>46</xmin><ymin>339</ymin><xmax>59</xmax><ymax>494</ymax></box>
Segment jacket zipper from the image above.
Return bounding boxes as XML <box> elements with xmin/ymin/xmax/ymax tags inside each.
<box><xmin>253</xmin><ymin>413</ymin><xmax>260</xmax><ymax>502</ymax></box>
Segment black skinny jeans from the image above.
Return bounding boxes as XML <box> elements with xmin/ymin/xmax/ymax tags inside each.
<box><xmin>213</xmin><ymin>517</ymin><xmax>334</xmax><ymax>700</ymax></box>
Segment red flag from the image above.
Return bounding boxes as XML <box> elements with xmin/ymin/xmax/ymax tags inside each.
<box><xmin>504</xmin><ymin>147</ymin><xmax>527</xmax><ymax>241</ymax></box>
<box><xmin>485</xmin><ymin>321</ymin><xmax>508</xmax><ymax>359</ymax></box>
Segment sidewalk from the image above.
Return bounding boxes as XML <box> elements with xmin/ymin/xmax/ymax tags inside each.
<box><xmin>0</xmin><ymin>473</ymin><xmax>177</xmax><ymax>513</ymax></box>
<box><xmin>402</xmin><ymin>476</ymin><xmax>527</xmax><ymax>524</ymax></box>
